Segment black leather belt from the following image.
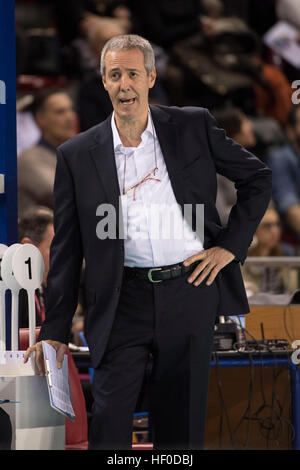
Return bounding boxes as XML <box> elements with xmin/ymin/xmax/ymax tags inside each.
<box><xmin>124</xmin><ymin>260</ymin><xmax>199</xmax><ymax>283</ymax></box>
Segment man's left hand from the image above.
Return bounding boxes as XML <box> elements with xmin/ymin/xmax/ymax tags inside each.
<box><xmin>183</xmin><ymin>247</ymin><xmax>235</xmax><ymax>286</ymax></box>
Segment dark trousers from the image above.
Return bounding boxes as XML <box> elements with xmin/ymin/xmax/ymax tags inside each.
<box><xmin>88</xmin><ymin>270</ymin><xmax>219</xmax><ymax>450</ymax></box>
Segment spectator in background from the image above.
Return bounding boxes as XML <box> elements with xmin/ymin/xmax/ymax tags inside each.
<box><xmin>213</xmin><ymin>107</ymin><xmax>257</xmax><ymax>225</ymax></box>
<box><xmin>18</xmin><ymin>207</ymin><xmax>54</xmax><ymax>328</ymax></box>
<box><xmin>252</xmin><ymin>54</ymin><xmax>293</xmax><ymax>128</ymax></box>
<box><xmin>16</xmin><ymin>95</ymin><xmax>41</xmax><ymax>155</ymax></box>
<box><xmin>267</xmin><ymin>105</ymin><xmax>300</xmax><ymax>244</ymax></box>
<box><xmin>52</xmin><ymin>0</ymin><xmax>129</xmax><ymax>49</ymax></box>
<box><xmin>77</xmin><ymin>18</ymin><xmax>126</xmax><ymax>129</ymax></box>
<box><xmin>242</xmin><ymin>204</ymin><xmax>298</xmax><ymax>296</ymax></box>
<box><xmin>199</xmin><ymin>4</ymin><xmax>293</xmax><ymax>124</ymax></box>
<box><xmin>214</xmin><ymin>107</ymin><xmax>257</xmax><ymax>149</ymax></box>
<box><xmin>17</xmin><ymin>87</ymin><xmax>77</xmax><ymax>217</ymax></box>
<box><xmin>18</xmin><ymin>207</ymin><xmax>85</xmax><ymax>339</ymax></box>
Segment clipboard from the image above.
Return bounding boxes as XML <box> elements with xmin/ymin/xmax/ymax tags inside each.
<box><xmin>42</xmin><ymin>341</ymin><xmax>75</xmax><ymax>422</ymax></box>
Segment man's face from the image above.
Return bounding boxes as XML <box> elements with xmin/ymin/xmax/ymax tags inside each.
<box><xmin>102</xmin><ymin>48</ymin><xmax>156</xmax><ymax>123</ymax></box>
<box><xmin>35</xmin><ymin>93</ymin><xmax>76</xmax><ymax>145</ymax></box>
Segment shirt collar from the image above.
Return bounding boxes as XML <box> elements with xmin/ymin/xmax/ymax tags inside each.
<box><xmin>111</xmin><ymin>109</ymin><xmax>155</xmax><ymax>152</ymax></box>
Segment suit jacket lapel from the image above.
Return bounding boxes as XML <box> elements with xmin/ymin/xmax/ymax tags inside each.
<box><xmin>150</xmin><ymin>105</ymin><xmax>185</xmax><ymax>208</ymax></box>
<box><xmin>89</xmin><ymin>115</ymin><xmax>122</xmax><ymax>229</ymax></box>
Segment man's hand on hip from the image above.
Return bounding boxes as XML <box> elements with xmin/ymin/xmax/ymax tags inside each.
<box><xmin>183</xmin><ymin>246</ymin><xmax>235</xmax><ymax>286</ymax></box>
<box><xmin>24</xmin><ymin>340</ymin><xmax>68</xmax><ymax>375</ymax></box>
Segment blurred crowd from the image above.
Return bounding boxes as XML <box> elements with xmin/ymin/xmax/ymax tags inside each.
<box><xmin>15</xmin><ymin>0</ymin><xmax>300</xmax><ymax>336</ymax></box>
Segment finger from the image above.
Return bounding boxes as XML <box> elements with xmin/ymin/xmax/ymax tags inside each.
<box><xmin>56</xmin><ymin>346</ymin><xmax>66</xmax><ymax>369</ymax></box>
<box><xmin>193</xmin><ymin>264</ymin><xmax>215</xmax><ymax>286</ymax></box>
<box><xmin>183</xmin><ymin>250</ymin><xmax>207</xmax><ymax>266</ymax></box>
<box><xmin>35</xmin><ymin>345</ymin><xmax>45</xmax><ymax>375</ymax></box>
<box><xmin>23</xmin><ymin>346</ymin><xmax>35</xmax><ymax>363</ymax></box>
<box><xmin>187</xmin><ymin>260</ymin><xmax>210</xmax><ymax>283</ymax></box>
<box><xmin>205</xmin><ymin>265</ymin><xmax>220</xmax><ymax>285</ymax></box>
<box><xmin>35</xmin><ymin>355</ymin><xmax>44</xmax><ymax>375</ymax></box>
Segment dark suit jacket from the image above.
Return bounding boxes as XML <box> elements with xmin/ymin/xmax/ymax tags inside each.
<box><xmin>38</xmin><ymin>105</ymin><xmax>272</xmax><ymax>368</ymax></box>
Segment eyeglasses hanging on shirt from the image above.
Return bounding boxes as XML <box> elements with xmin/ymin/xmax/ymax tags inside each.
<box><xmin>122</xmin><ymin>113</ymin><xmax>161</xmax><ymax>201</ymax></box>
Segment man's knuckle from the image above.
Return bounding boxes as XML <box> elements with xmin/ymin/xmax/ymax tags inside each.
<box><xmin>193</xmin><ymin>267</ymin><xmax>203</xmax><ymax>276</ymax></box>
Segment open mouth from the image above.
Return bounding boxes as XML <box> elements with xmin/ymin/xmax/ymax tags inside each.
<box><xmin>119</xmin><ymin>98</ymin><xmax>136</xmax><ymax>105</ymax></box>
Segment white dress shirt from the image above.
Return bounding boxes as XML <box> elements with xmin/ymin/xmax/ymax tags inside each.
<box><xmin>111</xmin><ymin>110</ymin><xmax>204</xmax><ymax>267</ymax></box>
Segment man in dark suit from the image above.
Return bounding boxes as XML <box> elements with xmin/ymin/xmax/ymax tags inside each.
<box><xmin>25</xmin><ymin>34</ymin><xmax>272</xmax><ymax>450</ymax></box>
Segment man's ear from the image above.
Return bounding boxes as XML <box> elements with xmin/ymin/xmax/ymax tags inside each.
<box><xmin>149</xmin><ymin>69</ymin><xmax>157</xmax><ymax>89</ymax></box>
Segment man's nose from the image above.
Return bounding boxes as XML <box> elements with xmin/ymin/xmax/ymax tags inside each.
<box><xmin>120</xmin><ymin>74</ymin><xmax>130</xmax><ymax>91</ymax></box>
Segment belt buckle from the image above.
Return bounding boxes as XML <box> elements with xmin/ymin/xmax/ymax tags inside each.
<box><xmin>147</xmin><ymin>267</ymin><xmax>163</xmax><ymax>283</ymax></box>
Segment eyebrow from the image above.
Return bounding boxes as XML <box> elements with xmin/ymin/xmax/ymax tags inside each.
<box><xmin>109</xmin><ymin>68</ymin><xmax>140</xmax><ymax>73</ymax></box>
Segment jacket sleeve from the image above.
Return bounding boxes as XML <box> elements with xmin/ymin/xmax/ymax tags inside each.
<box><xmin>203</xmin><ymin>108</ymin><xmax>272</xmax><ymax>264</ymax></box>
<box><xmin>38</xmin><ymin>147</ymin><xmax>83</xmax><ymax>344</ymax></box>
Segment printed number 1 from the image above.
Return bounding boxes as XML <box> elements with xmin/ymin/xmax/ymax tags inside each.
<box><xmin>25</xmin><ymin>257</ymin><xmax>32</xmax><ymax>280</ymax></box>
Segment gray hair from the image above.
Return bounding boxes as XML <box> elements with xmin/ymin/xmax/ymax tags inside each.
<box><xmin>100</xmin><ymin>34</ymin><xmax>155</xmax><ymax>76</ymax></box>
